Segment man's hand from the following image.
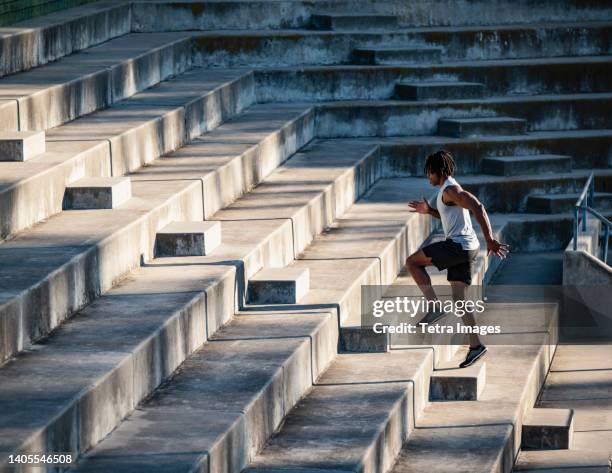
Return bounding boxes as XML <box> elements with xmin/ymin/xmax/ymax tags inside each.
<box><xmin>487</xmin><ymin>239</ymin><xmax>510</xmax><ymax>259</ymax></box>
<box><xmin>409</xmin><ymin>197</ymin><xmax>432</xmax><ymax>215</ymax></box>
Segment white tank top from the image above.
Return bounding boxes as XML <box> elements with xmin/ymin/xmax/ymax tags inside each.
<box><xmin>436</xmin><ymin>176</ymin><xmax>480</xmax><ymax>251</ymax></box>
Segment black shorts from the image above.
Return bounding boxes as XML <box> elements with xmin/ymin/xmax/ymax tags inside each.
<box><xmin>422</xmin><ymin>239</ymin><xmax>479</xmax><ymax>285</ymax></box>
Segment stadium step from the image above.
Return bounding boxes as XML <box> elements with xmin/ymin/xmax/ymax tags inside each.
<box><xmin>63</xmin><ymin>177</ymin><xmax>132</xmax><ymax>210</ymax></box>
<box><xmin>521</xmin><ymin>408</ymin><xmax>574</xmax><ymax>450</ymax></box>
<box><xmin>155</xmin><ymin>221</ymin><xmax>222</xmax><ymax>257</ymax></box>
<box><xmin>0</xmin><ymin>131</ymin><xmax>45</xmax><ymax>161</ymax></box>
<box><xmin>353</xmin><ymin>46</ymin><xmax>443</xmax><ymax>65</ymax></box>
<box><xmin>527</xmin><ymin>192</ymin><xmax>612</xmax><ymax>214</ymax></box>
<box><xmin>0</xmin><ymin>32</ymin><xmax>195</xmax><ymax>132</ymax></box>
<box><xmin>0</xmin><ymin>68</ymin><xmax>255</xmax><ymax>240</ymax></box>
<box><xmin>481</xmin><ymin>154</ymin><xmax>573</xmax><ymax>176</ymax></box>
<box><xmin>246</xmin><ymin>267</ymin><xmax>310</xmax><ymax>304</ymax></box>
<box><xmin>438</xmin><ymin>116</ymin><xmax>527</xmax><ymax>138</ymax></box>
<box><xmin>310</xmin><ymin>13</ymin><xmax>398</xmax><ymax>31</ymax></box>
<box><xmin>429</xmin><ymin>359</ymin><xmax>487</xmax><ymax>401</ymax></box>
<box><xmin>396</xmin><ymin>81</ymin><xmax>484</xmax><ymax>101</ymax></box>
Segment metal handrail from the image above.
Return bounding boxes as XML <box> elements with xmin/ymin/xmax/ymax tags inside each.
<box><xmin>573</xmin><ymin>172</ymin><xmax>611</xmax><ymax>264</ymax></box>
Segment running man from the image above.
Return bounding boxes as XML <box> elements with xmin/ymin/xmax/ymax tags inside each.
<box><xmin>406</xmin><ymin>150</ymin><xmax>509</xmax><ymax>367</ymax></box>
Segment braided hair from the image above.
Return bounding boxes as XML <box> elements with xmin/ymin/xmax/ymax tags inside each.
<box><xmin>424</xmin><ymin>150</ymin><xmax>456</xmax><ymax>178</ymax></box>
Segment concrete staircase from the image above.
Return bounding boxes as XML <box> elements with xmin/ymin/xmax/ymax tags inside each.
<box><xmin>0</xmin><ymin>1</ymin><xmax>609</xmax><ymax>473</ymax></box>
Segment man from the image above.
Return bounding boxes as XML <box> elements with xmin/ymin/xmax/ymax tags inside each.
<box><xmin>406</xmin><ymin>150</ymin><xmax>508</xmax><ymax>368</ymax></box>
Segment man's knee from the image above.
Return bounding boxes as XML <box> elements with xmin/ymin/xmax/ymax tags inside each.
<box><xmin>407</xmin><ymin>250</ymin><xmax>431</xmax><ymax>267</ymax></box>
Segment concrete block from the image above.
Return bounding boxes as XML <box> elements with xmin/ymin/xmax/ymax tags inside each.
<box><xmin>339</xmin><ymin>326</ymin><xmax>389</xmax><ymax>353</ymax></box>
<box><xmin>481</xmin><ymin>155</ymin><xmax>572</xmax><ymax>176</ymax></box>
<box><xmin>528</xmin><ymin>192</ymin><xmax>612</xmax><ymax>214</ymax></box>
<box><xmin>353</xmin><ymin>46</ymin><xmax>443</xmax><ymax>65</ymax></box>
<box><xmin>438</xmin><ymin>117</ymin><xmax>527</xmax><ymax>138</ymax></box>
<box><xmin>522</xmin><ymin>408</ymin><xmax>574</xmax><ymax>450</ymax></box>
<box><xmin>247</xmin><ymin>268</ymin><xmax>310</xmax><ymax>305</ymax></box>
<box><xmin>155</xmin><ymin>221</ymin><xmax>222</xmax><ymax>257</ymax></box>
<box><xmin>311</xmin><ymin>13</ymin><xmax>398</xmax><ymax>31</ymax></box>
<box><xmin>63</xmin><ymin>177</ymin><xmax>132</xmax><ymax>210</ymax></box>
<box><xmin>0</xmin><ymin>131</ymin><xmax>45</xmax><ymax>161</ymax></box>
<box><xmin>430</xmin><ymin>361</ymin><xmax>486</xmax><ymax>401</ymax></box>
<box><xmin>396</xmin><ymin>81</ymin><xmax>484</xmax><ymax>101</ymax></box>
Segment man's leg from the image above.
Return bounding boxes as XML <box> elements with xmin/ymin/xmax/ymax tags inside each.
<box><xmin>450</xmin><ymin>281</ymin><xmax>482</xmax><ymax>348</ymax></box>
<box><xmin>406</xmin><ymin>250</ymin><xmax>437</xmax><ymax>301</ymax></box>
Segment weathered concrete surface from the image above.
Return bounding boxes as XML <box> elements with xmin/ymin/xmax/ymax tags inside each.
<box><xmin>316</xmin><ymin>94</ymin><xmax>612</xmax><ymax>137</ymax></box>
<box><xmin>0</xmin><ymin>1</ymin><xmax>131</xmax><ymax>78</ymax></box>
<box><xmin>63</xmin><ymin>177</ymin><xmax>132</xmax><ymax>210</ymax></box>
<box><xmin>396</xmin><ymin>81</ymin><xmax>484</xmax><ymax>101</ymax></box>
<box><xmin>354</xmin><ymin>46</ymin><xmax>443</xmax><ymax>65</ymax></box>
<box><xmin>515</xmin><ymin>344</ymin><xmax>612</xmax><ymax>471</ymax></box>
<box><xmin>430</xmin><ymin>360</ymin><xmax>486</xmax><ymax>401</ymax></box>
<box><xmin>255</xmin><ymin>57</ymin><xmax>612</xmax><ymax>102</ymax></box>
<box><xmin>0</xmin><ymin>131</ymin><xmax>45</xmax><ymax>161</ymax></box>
<box><xmin>438</xmin><ymin>116</ymin><xmax>526</xmax><ymax>138</ymax></box>
<box><xmin>47</xmin><ymin>68</ymin><xmax>255</xmax><ymax>176</ymax></box>
<box><xmin>245</xmin><ymin>350</ymin><xmax>432</xmax><ymax>473</ymax></box>
<box><xmin>0</xmin><ymin>32</ymin><xmax>194</xmax><ymax>131</ymax></box>
<box><xmin>528</xmin><ymin>192</ymin><xmax>612</xmax><ymax>214</ymax></box>
<box><xmin>155</xmin><ymin>220</ymin><xmax>222</xmax><ymax>256</ymax></box>
<box><xmin>131</xmin><ymin>1</ymin><xmax>612</xmax><ymax>31</ymax></box>
<box><xmin>522</xmin><ymin>408</ymin><xmax>574</xmax><ymax>450</ymax></box>
<box><xmin>311</xmin><ymin>13</ymin><xmax>398</xmax><ymax>31</ymax></box>
<box><xmin>247</xmin><ymin>267</ymin><xmax>310</xmax><ymax>304</ymax></box>
<box><xmin>0</xmin><ymin>178</ymin><xmax>203</xmax><ymax>364</ymax></box>
<box><xmin>481</xmin><ymin>155</ymin><xmax>573</xmax><ymax>176</ymax></box>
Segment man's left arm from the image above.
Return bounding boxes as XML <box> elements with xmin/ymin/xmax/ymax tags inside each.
<box><xmin>444</xmin><ymin>186</ymin><xmax>509</xmax><ymax>258</ymax></box>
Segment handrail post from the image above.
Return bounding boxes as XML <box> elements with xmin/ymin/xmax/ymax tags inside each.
<box><xmin>604</xmin><ymin>225</ymin><xmax>610</xmax><ymax>266</ymax></box>
<box><xmin>573</xmin><ymin>206</ymin><xmax>579</xmax><ymax>251</ymax></box>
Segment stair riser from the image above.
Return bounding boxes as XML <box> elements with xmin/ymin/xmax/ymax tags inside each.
<box><xmin>0</xmin><ymin>3</ymin><xmax>131</xmax><ymax>78</ymax></box>
<box><xmin>311</xmin><ymin>16</ymin><xmax>398</xmax><ymax>31</ymax></box>
<box><xmin>316</xmin><ymin>97</ymin><xmax>612</xmax><ymax>138</ymax></box>
<box><xmin>396</xmin><ymin>84</ymin><xmax>484</xmax><ymax>101</ymax></box>
<box><xmin>481</xmin><ymin>158</ymin><xmax>572</xmax><ymax>176</ymax></box>
<box><xmin>438</xmin><ymin>120</ymin><xmax>526</xmax><ymax>138</ymax></box>
<box><xmin>527</xmin><ymin>195</ymin><xmax>612</xmax><ymax>214</ymax></box>
<box><xmin>381</xmin><ymin>135</ymin><xmax>612</xmax><ymax>176</ymax></box>
<box><xmin>462</xmin><ymin>175</ymin><xmax>612</xmax><ymax>213</ymax></box>
<box><xmin>5</xmin><ymin>39</ymin><xmax>193</xmax><ymax>133</ymax></box>
<box><xmin>132</xmin><ymin>1</ymin><xmax>612</xmax><ymax>31</ymax></box>
<box><xmin>353</xmin><ymin>49</ymin><xmax>442</xmax><ymax>65</ymax></box>
<box><xmin>255</xmin><ymin>61</ymin><xmax>612</xmax><ymax>102</ymax></box>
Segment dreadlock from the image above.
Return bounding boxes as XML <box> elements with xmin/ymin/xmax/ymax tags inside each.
<box><xmin>424</xmin><ymin>150</ymin><xmax>456</xmax><ymax>178</ymax></box>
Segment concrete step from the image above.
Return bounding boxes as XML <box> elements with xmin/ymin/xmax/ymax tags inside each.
<box><xmin>396</xmin><ymin>81</ymin><xmax>484</xmax><ymax>101</ymax></box>
<box><xmin>377</xmin><ymin>129</ymin><xmax>612</xmax><ymax>175</ymax></box>
<box><xmin>353</xmin><ymin>46</ymin><xmax>443</xmax><ymax>65</ymax></box>
<box><xmin>310</xmin><ymin>13</ymin><xmax>398</xmax><ymax>31</ymax></box>
<box><xmin>0</xmin><ymin>68</ymin><xmax>255</xmax><ymax>240</ymax></box>
<box><xmin>0</xmin><ymin>103</ymin><xmax>315</xmax><ymax>364</ymax></box>
<box><xmin>256</xmin><ymin>57</ymin><xmax>612</xmax><ymax>102</ymax></box>
<box><xmin>155</xmin><ymin>221</ymin><xmax>222</xmax><ymax>257</ymax></box>
<box><xmin>527</xmin><ymin>192</ymin><xmax>612</xmax><ymax>214</ymax></box>
<box><xmin>66</xmin><ymin>178</ymin><xmax>435</xmax><ymax>473</ymax></box>
<box><xmin>522</xmin><ymin>408</ymin><xmax>574</xmax><ymax>450</ymax></box>
<box><xmin>244</xmin><ymin>351</ymin><xmax>432</xmax><ymax>473</ymax></box>
<box><xmin>317</xmin><ymin>94</ymin><xmax>612</xmax><ymax>138</ymax></box>
<box><xmin>0</xmin><ymin>32</ymin><xmax>195</xmax><ymax>132</ymax></box>
<box><xmin>389</xmin><ymin>304</ymin><xmax>558</xmax><ymax>473</ymax></box>
<box><xmin>247</xmin><ymin>267</ymin><xmax>310</xmax><ymax>304</ymax></box>
<box><xmin>0</xmin><ymin>131</ymin><xmax>45</xmax><ymax>161</ymax></box>
<box><xmin>481</xmin><ymin>155</ymin><xmax>573</xmax><ymax>176</ymax></box>
<box><xmin>132</xmin><ymin>2</ymin><xmax>612</xmax><ymax>31</ymax></box>
<box><xmin>0</xmin><ymin>138</ymin><xmax>383</xmax><ymax>465</ymax></box>
<box><xmin>0</xmin><ymin>2</ymin><xmax>130</xmax><ymax>77</ymax></box>
<box><xmin>189</xmin><ymin>23</ymin><xmax>612</xmax><ymax>69</ymax></box>
<box><xmin>438</xmin><ymin>116</ymin><xmax>527</xmax><ymax>138</ymax></box>
<box><xmin>63</xmin><ymin>177</ymin><xmax>132</xmax><ymax>210</ymax></box>
<box><xmin>430</xmin><ymin>359</ymin><xmax>487</xmax><ymax>401</ymax></box>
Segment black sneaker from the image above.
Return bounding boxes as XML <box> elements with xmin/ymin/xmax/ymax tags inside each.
<box><xmin>419</xmin><ymin>309</ymin><xmax>447</xmax><ymax>325</ymax></box>
<box><xmin>459</xmin><ymin>345</ymin><xmax>487</xmax><ymax>368</ymax></box>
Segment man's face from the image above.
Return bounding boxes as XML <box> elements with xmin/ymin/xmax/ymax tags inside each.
<box><xmin>427</xmin><ymin>171</ymin><xmax>441</xmax><ymax>186</ymax></box>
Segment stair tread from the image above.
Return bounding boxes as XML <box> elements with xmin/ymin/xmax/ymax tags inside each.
<box><xmin>440</xmin><ymin>116</ymin><xmax>526</xmax><ymax>123</ymax></box>
<box><xmin>529</xmin><ymin>192</ymin><xmax>612</xmax><ymax>200</ymax></box>
<box><xmin>483</xmin><ymin>154</ymin><xmax>572</xmax><ymax>162</ymax></box>
<box><xmin>355</xmin><ymin>46</ymin><xmax>443</xmax><ymax>52</ymax></box>
<box><xmin>398</xmin><ymin>80</ymin><xmax>482</xmax><ymax>87</ymax></box>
